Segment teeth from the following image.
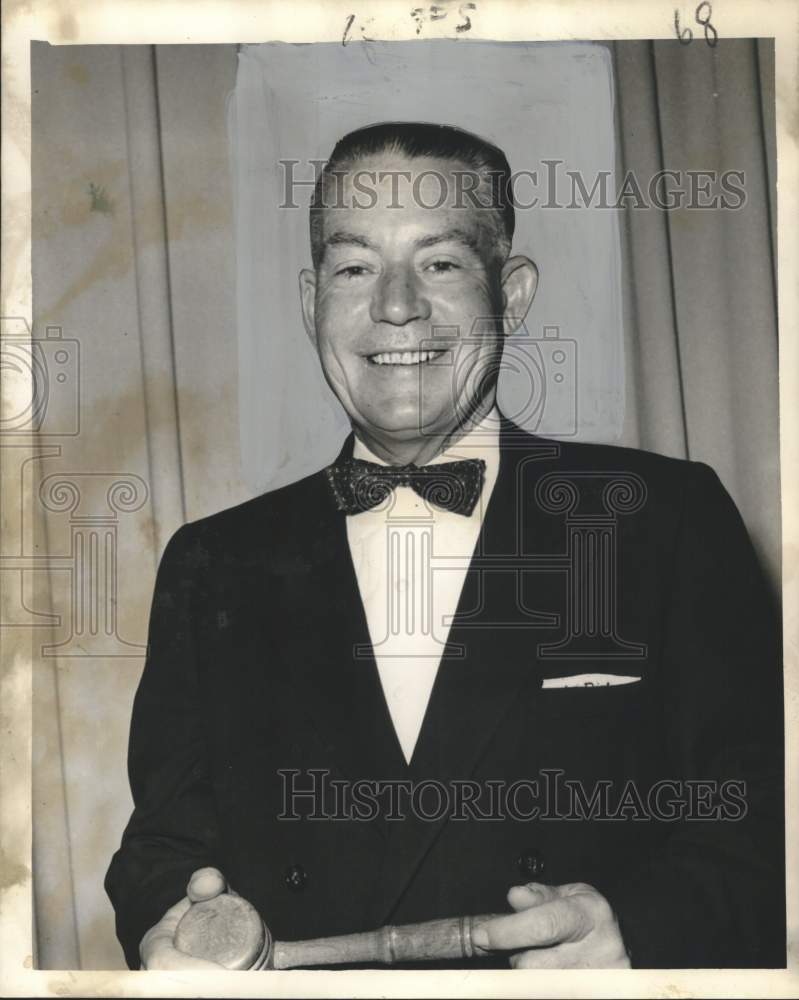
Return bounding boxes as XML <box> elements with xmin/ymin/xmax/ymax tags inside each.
<box><xmin>370</xmin><ymin>350</ymin><xmax>444</xmax><ymax>366</ymax></box>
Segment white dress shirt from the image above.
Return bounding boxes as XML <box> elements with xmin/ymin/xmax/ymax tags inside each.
<box><xmin>346</xmin><ymin>409</ymin><xmax>501</xmax><ymax>763</ymax></box>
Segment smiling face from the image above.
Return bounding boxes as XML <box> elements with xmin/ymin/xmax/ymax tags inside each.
<box><xmin>299</xmin><ymin>151</ymin><xmax>538</xmax><ymax>464</ymax></box>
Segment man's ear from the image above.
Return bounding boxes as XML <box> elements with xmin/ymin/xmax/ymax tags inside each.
<box><xmin>298</xmin><ymin>268</ymin><xmax>318</xmax><ymax>346</ymax></box>
<box><xmin>499</xmin><ymin>255</ymin><xmax>538</xmax><ymax>336</ymax></box>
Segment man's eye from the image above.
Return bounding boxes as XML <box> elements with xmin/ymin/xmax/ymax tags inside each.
<box><xmin>426</xmin><ymin>260</ymin><xmax>460</xmax><ymax>274</ymax></box>
<box><xmin>336</xmin><ymin>265</ymin><xmax>368</xmax><ymax>278</ymax></box>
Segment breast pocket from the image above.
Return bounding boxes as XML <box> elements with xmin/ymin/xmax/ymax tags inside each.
<box><xmin>531</xmin><ymin>671</ymin><xmax>662</xmax><ymax>779</ymax></box>
<box><xmin>534</xmin><ymin>673</ymin><xmax>654</xmax><ymax>720</ymax></box>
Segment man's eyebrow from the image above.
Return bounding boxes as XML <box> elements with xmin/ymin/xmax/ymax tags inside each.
<box><xmin>322</xmin><ymin>228</ymin><xmax>482</xmax><ymax>255</ymax></box>
<box><xmin>414</xmin><ymin>229</ymin><xmax>481</xmax><ymax>253</ymax></box>
<box><xmin>323</xmin><ymin>231</ymin><xmax>378</xmax><ymax>251</ymax></box>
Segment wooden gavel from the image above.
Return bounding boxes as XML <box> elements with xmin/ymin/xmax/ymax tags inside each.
<box><xmin>175</xmin><ymin>892</ymin><xmax>500</xmax><ymax>970</ymax></box>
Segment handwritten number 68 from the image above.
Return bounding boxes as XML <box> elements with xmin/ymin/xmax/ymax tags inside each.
<box><xmin>674</xmin><ymin>2</ymin><xmax>719</xmax><ymax>47</ymax></box>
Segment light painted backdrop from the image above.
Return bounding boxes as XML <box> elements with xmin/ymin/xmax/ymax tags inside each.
<box><xmin>230</xmin><ymin>40</ymin><xmax>625</xmax><ymax>493</ymax></box>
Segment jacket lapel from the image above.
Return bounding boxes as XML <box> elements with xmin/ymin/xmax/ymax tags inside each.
<box><xmin>410</xmin><ymin>421</ymin><xmax>562</xmax><ymax>779</ymax></box>
<box><xmin>278</xmin><ymin>439</ymin><xmax>409</xmax><ymax>802</ymax></box>
<box><xmin>373</xmin><ymin>420</ymin><xmax>564</xmax><ymax>923</ymax></box>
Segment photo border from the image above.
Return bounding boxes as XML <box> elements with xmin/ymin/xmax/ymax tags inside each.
<box><xmin>2</xmin><ymin>1</ymin><xmax>797</xmax><ymax>996</ymax></box>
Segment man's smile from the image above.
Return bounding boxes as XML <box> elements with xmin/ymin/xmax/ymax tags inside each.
<box><xmin>366</xmin><ymin>349</ymin><xmax>447</xmax><ymax>366</ymax></box>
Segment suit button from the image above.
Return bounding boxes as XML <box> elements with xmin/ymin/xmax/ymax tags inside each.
<box><xmin>284</xmin><ymin>864</ymin><xmax>308</xmax><ymax>892</ymax></box>
<box><xmin>517</xmin><ymin>848</ymin><xmax>545</xmax><ymax>879</ymax></box>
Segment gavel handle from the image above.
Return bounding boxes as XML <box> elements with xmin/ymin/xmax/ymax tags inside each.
<box><xmin>269</xmin><ymin>913</ymin><xmax>500</xmax><ymax>969</ymax></box>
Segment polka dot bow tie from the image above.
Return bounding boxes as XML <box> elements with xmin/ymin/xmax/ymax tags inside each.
<box><xmin>325</xmin><ymin>456</ymin><xmax>486</xmax><ymax>516</ymax></box>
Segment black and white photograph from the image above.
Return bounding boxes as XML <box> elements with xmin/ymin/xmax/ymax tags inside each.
<box><xmin>1</xmin><ymin>1</ymin><xmax>797</xmax><ymax>997</ymax></box>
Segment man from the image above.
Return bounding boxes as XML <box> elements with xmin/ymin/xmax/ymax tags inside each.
<box><xmin>106</xmin><ymin>123</ymin><xmax>785</xmax><ymax>970</ymax></box>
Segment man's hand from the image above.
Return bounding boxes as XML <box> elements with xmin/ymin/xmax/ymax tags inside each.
<box><xmin>139</xmin><ymin>867</ymin><xmax>229</xmax><ymax>970</ymax></box>
<box><xmin>472</xmin><ymin>882</ymin><xmax>631</xmax><ymax>969</ymax></box>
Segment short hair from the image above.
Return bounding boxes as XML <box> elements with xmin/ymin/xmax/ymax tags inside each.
<box><xmin>309</xmin><ymin>121</ymin><xmax>516</xmax><ymax>268</ymax></box>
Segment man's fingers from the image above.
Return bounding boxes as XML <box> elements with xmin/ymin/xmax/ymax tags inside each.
<box><xmin>187</xmin><ymin>867</ymin><xmax>227</xmax><ymax>902</ymax></box>
<box><xmin>140</xmin><ymin>875</ymin><xmax>232</xmax><ymax>971</ymax></box>
<box><xmin>146</xmin><ymin>942</ymin><xmax>226</xmax><ymax>971</ymax></box>
<box><xmin>473</xmin><ymin>897</ymin><xmax>589</xmax><ymax>951</ymax></box>
<box><xmin>140</xmin><ymin>896</ymin><xmax>190</xmax><ymax>967</ymax></box>
<box><xmin>507</xmin><ymin>882</ymin><xmax>559</xmax><ymax>912</ymax></box>
<box><xmin>510</xmin><ymin>946</ymin><xmax>571</xmax><ymax>969</ymax></box>
<box><xmin>141</xmin><ymin>893</ymin><xmax>227</xmax><ymax>971</ymax></box>
<box><xmin>151</xmin><ymin>896</ymin><xmax>191</xmax><ymax>937</ymax></box>
<box><xmin>510</xmin><ymin>940</ymin><xmax>631</xmax><ymax>971</ymax></box>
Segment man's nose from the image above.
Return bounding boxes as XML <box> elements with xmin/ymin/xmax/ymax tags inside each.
<box><xmin>370</xmin><ymin>265</ymin><xmax>431</xmax><ymax>326</ymax></box>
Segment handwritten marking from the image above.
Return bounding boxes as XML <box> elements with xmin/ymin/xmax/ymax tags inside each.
<box><xmin>344</xmin><ymin>4</ymin><xmax>476</xmax><ymax>41</ymax></box>
<box><xmin>674</xmin><ymin>3</ymin><xmax>718</xmax><ymax>47</ymax></box>
<box><xmin>411</xmin><ymin>1</ymin><xmax>476</xmax><ymax>35</ymax></box>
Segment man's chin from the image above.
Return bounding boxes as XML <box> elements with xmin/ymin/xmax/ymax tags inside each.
<box><xmin>356</xmin><ymin>408</ymin><xmax>457</xmax><ymax>446</ymax></box>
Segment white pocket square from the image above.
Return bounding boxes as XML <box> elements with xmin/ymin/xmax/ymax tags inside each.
<box><xmin>542</xmin><ymin>673</ymin><xmax>642</xmax><ymax>689</ymax></box>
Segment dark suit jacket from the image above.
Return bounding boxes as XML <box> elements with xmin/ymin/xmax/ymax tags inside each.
<box><xmin>106</xmin><ymin>420</ymin><xmax>785</xmax><ymax>969</ymax></box>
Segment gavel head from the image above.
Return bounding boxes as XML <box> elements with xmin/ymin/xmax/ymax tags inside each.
<box><xmin>174</xmin><ymin>893</ymin><xmax>272</xmax><ymax>970</ymax></box>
